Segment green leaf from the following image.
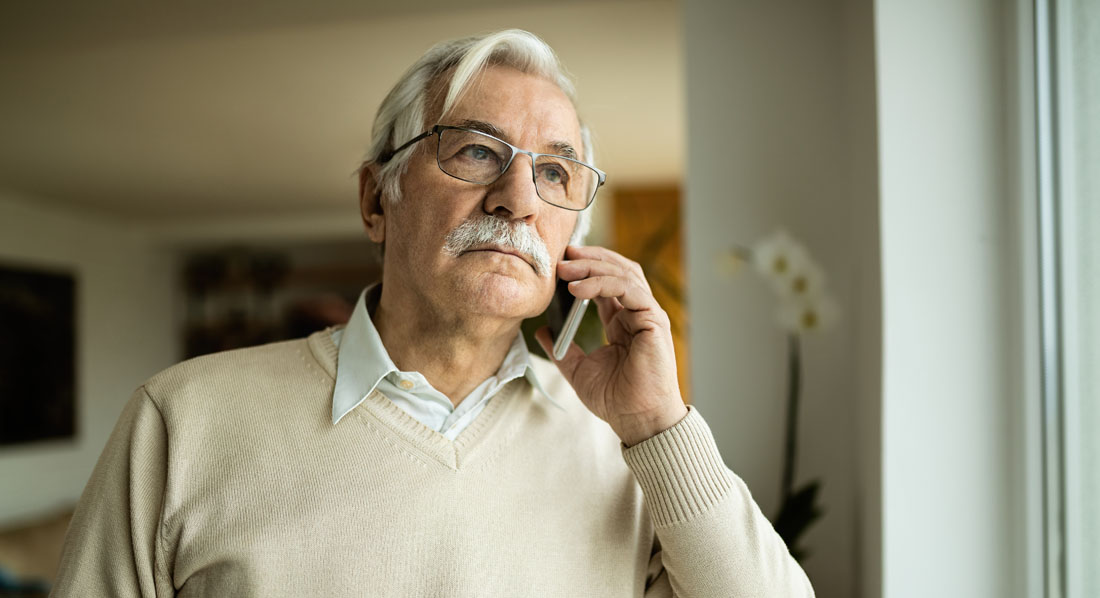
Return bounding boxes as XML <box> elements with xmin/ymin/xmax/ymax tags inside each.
<box><xmin>771</xmin><ymin>479</ymin><xmax>824</xmax><ymax>562</ymax></box>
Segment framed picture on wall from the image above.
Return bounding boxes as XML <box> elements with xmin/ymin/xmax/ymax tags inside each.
<box><xmin>0</xmin><ymin>262</ymin><xmax>76</xmax><ymax>446</ymax></box>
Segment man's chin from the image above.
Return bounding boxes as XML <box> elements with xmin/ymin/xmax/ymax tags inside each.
<box><xmin>458</xmin><ymin>271</ymin><xmax>548</xmax><ymax>319</ymax></box>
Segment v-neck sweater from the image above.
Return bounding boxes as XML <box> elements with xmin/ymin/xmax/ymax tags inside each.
<box><xmin>52</xmin><ymin>330</ymin><xmax>814</xmax><ymax>597</ymax></box>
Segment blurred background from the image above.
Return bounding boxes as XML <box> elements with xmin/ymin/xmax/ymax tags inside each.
<box><xmin>0</xmin><ymin>1</ymin><xmax>1096</xmax><ymax>597</ymax></box>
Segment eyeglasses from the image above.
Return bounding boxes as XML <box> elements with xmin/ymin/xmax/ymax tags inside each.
<box><xmin>378</xmin><ymin>124</ymin><xmax>606</xmax><ymax>211</ymax></box>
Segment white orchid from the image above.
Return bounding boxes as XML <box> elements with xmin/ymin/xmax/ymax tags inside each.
<box><xmin>751</xmin><ymin>231</ymin><xmax>811</xmax><ymax>294</ymax></box>
<box><xmin>715</xmin><ymin>244</ymin><xmax>752</xmax><ymax>276</ymax></box>
<box><xmin>721</xmin><ymin>230</ymin><xmax>840</xmax><ymax>334</ymax></box>
<box><xmin>783</xmin><ymin>261</ymin><xmax>826</xmax><ymax>302</ymax></box>
<box><xmin>776</xmin><ymin>294</ymin><xmax>839</xmax><ymax>333</ymax></box>
<box><xmin>720</xmin><ymin>228</ymin><xmax>837</xmax><ymax>556</ymax></box>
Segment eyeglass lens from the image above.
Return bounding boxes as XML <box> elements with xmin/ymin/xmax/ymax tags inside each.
<box><xmin>436</xmin><ymin>128</ymin><xmax>598</xmax><ymax>210</ymax></box>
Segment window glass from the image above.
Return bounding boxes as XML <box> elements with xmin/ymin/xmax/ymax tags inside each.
<box><xmin>1060</xmin><ymin>1</ymin><xmax>1099</xmax><ymax>595</ymax></box>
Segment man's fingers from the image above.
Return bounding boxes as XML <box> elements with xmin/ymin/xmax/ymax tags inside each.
<box><xmin>568</xmin><ymin>276</ymin><xmax>654</xmax><ymax>312</ymax></box>
<box><xmin>563</xmin><ymin>244</ymin><xmax>605</xmax><ymax>260</ymax></box>
<box><xmin>562</xmin><ymin>247</ymin><xmax>652</xmax><ymax>292</ymax></box>
<box><xmin>592</xmin><ymin>295</ymin><xmax>621</xmax><ymax>325</ymax></box>
<box><xmin>556</xmin><ymin>258</ymin><xmax>627</xmax><ymax>282</ymax></box>
<box><xmin>559</xmin><ymin>245</ymin><xmax>664</xmax><ymax>336</ymax></box>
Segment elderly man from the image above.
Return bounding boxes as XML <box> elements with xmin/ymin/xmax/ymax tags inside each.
<box><xmin>54</xmin><ymin>30</ymin><xmax>814</xmax><ymax>597</ymax></box>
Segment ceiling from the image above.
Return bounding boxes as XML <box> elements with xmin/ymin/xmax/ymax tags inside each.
<box><xmin>0</xmin><ymin>0</ymin><xmax>683</xmax><ymax>222</ymax></box>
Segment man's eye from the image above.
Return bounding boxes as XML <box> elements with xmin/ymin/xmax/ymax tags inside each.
<box><xmin>539</xmin><ymin>164</ymin><xmax>568</xmax><ymax>186</ymax></box>
<box><xmin>461</xmin><ymin>145</ymin><xmax>496</xmax><ymax>161</ymax></box>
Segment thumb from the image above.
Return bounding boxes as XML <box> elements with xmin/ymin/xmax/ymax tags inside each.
<box><xmin>534</xmin><ymin>326</ymin><xmax>586</xmax><ymax>383</ymax></box>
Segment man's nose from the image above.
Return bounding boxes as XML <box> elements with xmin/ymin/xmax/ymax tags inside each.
<box><xmin>483</xmin><ymin>153</ymin><xmax>541</xmax><ymax>223</ymax></box>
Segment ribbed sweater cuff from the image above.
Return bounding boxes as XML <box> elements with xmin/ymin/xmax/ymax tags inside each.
<box><xmin>621</xmin><ymin>406</ymin><xmax>734</xmax><ymax>528</ymax></box>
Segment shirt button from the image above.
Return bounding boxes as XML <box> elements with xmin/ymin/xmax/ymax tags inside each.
<box><xmin>400</xmin><ymin>379</ymin><xmax>415</xmax><ymax>390</ymax></box>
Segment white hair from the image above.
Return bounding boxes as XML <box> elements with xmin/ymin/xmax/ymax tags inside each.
<box><xmin>363</xmin><ymin>29</ymin><xmax>594</xmax><ymax>244</ymax></box>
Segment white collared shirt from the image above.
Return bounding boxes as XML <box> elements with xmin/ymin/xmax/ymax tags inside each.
<box><xmin>331</xmin><ymin>285</ymin><xmax>560</xmax><ymax>439</ymax></box>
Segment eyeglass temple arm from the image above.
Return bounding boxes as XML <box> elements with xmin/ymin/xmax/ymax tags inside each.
<box><xmin>376</xmin><ymin>129</ymin><xmax>437</xmax><ymax>164</ymax></box>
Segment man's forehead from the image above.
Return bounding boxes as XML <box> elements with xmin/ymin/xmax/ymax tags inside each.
<box><xmin>431</xmin><ymin>66</ymin><xmax>584</xmax><ymax>158</ymax></box>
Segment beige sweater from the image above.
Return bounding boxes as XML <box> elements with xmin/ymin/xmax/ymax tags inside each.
<box><xmin>52</xmin><ymin>330</ymin><xmax>814</xmax><ymax>597</ymax></box>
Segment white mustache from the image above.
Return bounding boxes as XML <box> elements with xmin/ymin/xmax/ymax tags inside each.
<box><xmin>442</xmin><ymin>215</ymin><xmax>552</xmax><ymax>277</ymax></box>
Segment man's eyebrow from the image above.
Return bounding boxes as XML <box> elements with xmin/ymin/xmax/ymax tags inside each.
<box><xmin>454</xmin><ymin>119</ymin><xmax>507</xmax><ymax>140</ymax></box>
<box><xmin>548</xmin><ymin>141</ymin><xmax>579</xmax><ymax>161</ymax></box>
<box><xmin>454</xmin><ymin>119</ymin><xmax>580</xmax><ymax>160</ymax></box>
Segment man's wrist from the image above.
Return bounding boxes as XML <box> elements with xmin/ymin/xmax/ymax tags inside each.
<box><xmin>616</xmin><ymin>403</ymin><xmax>690</xmax><ymax>447</ymax></box>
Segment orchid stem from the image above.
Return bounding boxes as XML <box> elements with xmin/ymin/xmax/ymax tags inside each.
<box><xmin>780</xmin><ymin>333</ymin><xmax>801</xmax><ymax>503</ymax></box>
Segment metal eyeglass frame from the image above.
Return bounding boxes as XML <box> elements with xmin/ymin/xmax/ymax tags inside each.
<box><xmin>377</xmin><ymin>124</ymin><xmax>607</xmax><ymax>211</ymax></box>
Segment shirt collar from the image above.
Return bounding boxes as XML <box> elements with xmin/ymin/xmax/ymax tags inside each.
<box><xmin>331</xmin><ymin>285</ymin><xmax>562</xmax><ymax>425</ymax></box>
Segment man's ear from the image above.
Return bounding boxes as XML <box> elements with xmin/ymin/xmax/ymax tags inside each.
<box><xmin>358</xmin><ymin>163</ymin><xmax>386</xmax><ymax>244</ymax></box>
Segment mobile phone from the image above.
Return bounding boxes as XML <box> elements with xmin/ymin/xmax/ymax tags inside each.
<box><xmin>546</xmin><ymin>277</ymin><xmax>589</xmax><ymax>361</ymax></box>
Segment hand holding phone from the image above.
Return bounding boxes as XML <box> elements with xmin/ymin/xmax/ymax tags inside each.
<box><xmin>539</xmin><ymin>245</ymin><xmax>686</xmax><ymax>446</ymax></box>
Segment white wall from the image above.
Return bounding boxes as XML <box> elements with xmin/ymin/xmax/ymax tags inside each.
<box><xmin>875</xmin><ymin>0</ymin><xmax>1025</xmax><ymax>596</ymax></box>
<box><xmin>0</xmin><ymin>192</ymin><xmax>177</xmax><ymax>526</ymax></box>
<box><xmin>687</xmin><ymin>1</ymin><xmax>1036</xmax><ymax>595</ymax></box>
<box><xmin>683</xmin><ymin>1</ymin><xmax>879</xmax><ymax>596</ymax></box>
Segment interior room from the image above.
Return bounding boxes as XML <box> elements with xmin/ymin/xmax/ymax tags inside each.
<box><xmin>1</xmin><ymin>1</ymin><xmax>1096</xmax><ymax>597</ymax></box>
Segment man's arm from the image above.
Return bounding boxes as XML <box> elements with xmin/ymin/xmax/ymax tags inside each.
<box><xmin>52</xmin><ymin>387</ymin><xmax>174</xmax><ymax>597</ymax></box>
<box><xmin>622</xmin><ymin>406</ymin><xmax>815</xmax><ymax>597</ymax></box>
<box><xmin>536</xmin><ymin>244</ymin><xmax>814</xmax><ymax>596</ymax></box>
